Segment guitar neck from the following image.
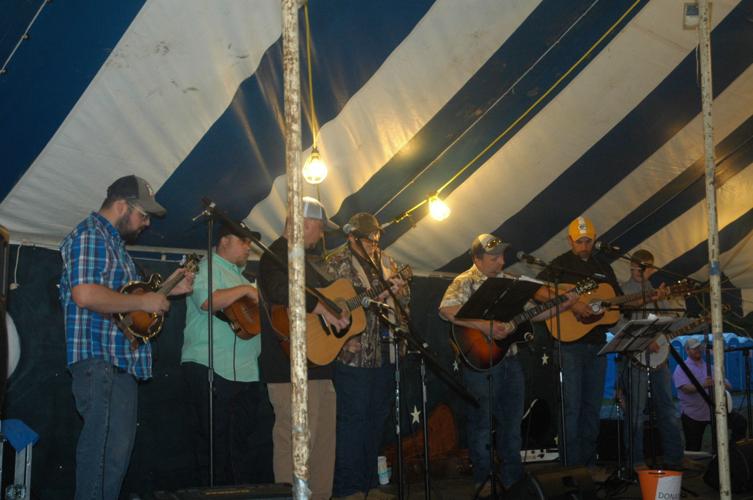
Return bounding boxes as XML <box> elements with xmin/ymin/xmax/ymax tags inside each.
<box><xmin>510</xmin><ymin>293</ymin><xmax>570</xmax><ymax>327</ymax></box>
<box><xmin>607</xmin><ymin>282</ymin><xmax>686</xmax><ymax>307</ymax></box>
<box><xmin>156</xmin><ymin>273</ymin><xmax>184</xmax><ymax>296</ymax></box>
<box><xmin>155</xmin><ymin>256</ymin><xmax>198</xmax><ymax>296</ymax></box>
<box><xmin>665</xmin><ymin>317</ymin><xmax>708</xmax><ymax>340</ymax></box>
<box><xmin>344</xmin><ymin>268</ymin><xmax>411</xmax><ymax>311</ymax></box>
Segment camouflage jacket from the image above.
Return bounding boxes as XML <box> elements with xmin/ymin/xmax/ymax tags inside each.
<box><xmin>325</xmin><ymin>243</ymin><xmax>410</xmax><ymax>368</ymax></box>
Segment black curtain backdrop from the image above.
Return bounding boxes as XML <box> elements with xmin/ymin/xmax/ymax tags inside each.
<box><xmin>2</xmin><ymin>246</ymin><xmax>561</xmax><ymax>498</ymax></box>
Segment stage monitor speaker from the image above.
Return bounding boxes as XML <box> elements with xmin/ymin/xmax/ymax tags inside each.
<box><xmin>151</xmin><ymin>483</ymin><xmax>292</xmax><ymax>500</ymax></box>
<box><xmin>597</xmin><ymin>419</ymin><xmax>663</xmax><ymax>462</ymax></box>
<box><xmin>523</xmin><ymin>466</ymin><xmax>597</xmax><ymax>500</ymax></box>
<box><xmin>704</xmin><ymin>438</ymin><xmax>753</xmax><ymax>493</ymax></box>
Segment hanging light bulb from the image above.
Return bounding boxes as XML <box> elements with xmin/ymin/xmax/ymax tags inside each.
<box><xmin>302</xmin><ymin>147</ymin><xmax>328</xmax><ymax>184</ymax></box>
<box><xmin>428</xmin><ymin>195</ymin><xmax>450</xmax><ymax>221</ymax></box>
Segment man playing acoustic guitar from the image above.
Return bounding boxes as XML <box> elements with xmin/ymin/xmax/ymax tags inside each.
<box><xmin>439</xmin><ymin>233</ymin><xmax>578</xmax><ymax>496</ymax></box>
<box><xmin>258</xmin><ymin>197</ymin><xmax>349</xmax><ymax>500</ymax></box>
<box><xmin>60</xmin><ymin>175</ymin><xmax>194</xmax><ymax>500</ymax></box>
<box><xmin>325</xmin><ymin>212</ymin><xmax>410</xmax><ymax>500</ymax></box>
<box><xmin>182</xmin><ymin>223</ymin><xmax>273</xmax><ymax>485</ymax></box>
<box><xmin>536</xmin><ymin>216</ymin><xmax>621</xmax><ymax>468</ymax></box>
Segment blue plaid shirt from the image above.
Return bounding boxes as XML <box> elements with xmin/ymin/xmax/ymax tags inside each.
<box><xmin>59</xmin><ymin>212</ymin><xmax>152</xmax><ymax>379</ymax></box>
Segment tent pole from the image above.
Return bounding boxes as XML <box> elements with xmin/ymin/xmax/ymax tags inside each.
<box><xmin>282</xmin><ymin>1</ymin><xmax>311</xmax><ymax>499</ymax></box>
<box><xmin>697</xmin><ymin>1</ymin><xmax>730</xmax><ymax>497</ymax></box>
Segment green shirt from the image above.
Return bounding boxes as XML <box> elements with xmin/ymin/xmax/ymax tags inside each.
<box><xmin>182</xmin><ymin>253</ymin><xmax>261</xmax><ymax>382</ymax></box>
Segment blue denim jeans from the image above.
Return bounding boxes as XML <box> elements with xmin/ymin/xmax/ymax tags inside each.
<box><xmin>332</xmin><ymin>360</ymin><xmax>393</xmax><ymax>497</ymax></box>
<box><xmin>559</xmin><ymin>342</ymin><xmax>606</xmax><ymax>466</ymax></box>
<box><xmin>620</xmin><ymin>363</ymin><xmax>684</xmax><ymax>466</ymax></box>
<box><xmin>70</xmin><ymin>358</ymin><xmax>138</xmax><ymax>500</ymax></box>
<box><xmin>463</xmin><ymin>355</ymin><xmax>524</xmax><ymax>488</ymax></box>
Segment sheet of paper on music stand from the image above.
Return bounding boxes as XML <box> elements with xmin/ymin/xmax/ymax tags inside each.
<box><xmin>598</xmin><ymin>316</ymin><xmax>674</xmax><ymax>357</ymax></box>
<box><xmin>455</xmin><ymin>277</ymin><xmax>541</xmax><ymax>322</ymax></box>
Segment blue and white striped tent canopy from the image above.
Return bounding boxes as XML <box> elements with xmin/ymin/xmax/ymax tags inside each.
<box><xmin>2</xmin><ymin>0</ymin><xmax>753</xmax><ymax>313</ymax></box>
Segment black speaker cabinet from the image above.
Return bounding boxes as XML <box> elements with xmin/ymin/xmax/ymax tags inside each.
<box><xmin>524</xmin><ymin>466</ymin><xmax>597</xmax><ymax>500</ymax></box>
<box><xmin>597</xmin><ymin>418</ymin><xmax>663</xmax><ymax>462</ymax></box>
<box><xmin>704</xmin><ymin>438</ymin><xmax>753</xmax><ymax>493</ymax></box>
<box><xmin>151</xmin><ymin>483</ymin><xmax>292</xmax><ymax>500</ymax></box>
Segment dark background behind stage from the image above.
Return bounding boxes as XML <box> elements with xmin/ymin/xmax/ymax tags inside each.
<box><xmin>2</xmin><ymin>245</ymin><xmax>559</xmax><ymax>499</ymax></box>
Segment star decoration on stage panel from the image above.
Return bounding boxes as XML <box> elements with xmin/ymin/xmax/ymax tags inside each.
<box><xmin>410</xmin><ymin>405</ymin><xmax>421</xmax><ymax>424</ymax></box>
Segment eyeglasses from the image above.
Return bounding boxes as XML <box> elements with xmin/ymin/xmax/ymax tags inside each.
<box><xmin>128</xmin><ymin>202</ymin><xmax>150</xmax><ymax>222</ymax></box>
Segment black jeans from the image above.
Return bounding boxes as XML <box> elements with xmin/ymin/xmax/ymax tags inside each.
<box><xmin>182</xmin><ymin>362</ymin><xmax>274</xmax><ymax>485</ymax></box>
<box><xmin>681</xmin><ymin>412</ymin><xmax>709</xmax><ymax>451</ymax></box>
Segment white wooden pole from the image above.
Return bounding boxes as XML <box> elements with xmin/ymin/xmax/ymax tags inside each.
<box><xmin>697</xmin><ymin>1</ymin><xmax>731</xmax><ymax>497</ymax></box>
<box><xmin>281</xmin><ymin>1</ymin><xmax>310</xmax><ymax>498</ymax></box>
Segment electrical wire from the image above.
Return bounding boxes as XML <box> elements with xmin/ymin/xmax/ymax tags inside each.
<box><xmin>377</xmin><ymin>0</ymin><xmax>643</xmax><ymax>220</ymax></box>
<box><xmin>10</xmin><ymin>242</ymin><xmax>23</xmax><ymax>290</ymax></box>
<box><xmin>304</xmin><ymin>2</ymin><xmax>319</xmax><ymax>148</ymax></box>
<box><xmin>1</xmin><ymin>0</ymin><xmax>50</xmax><ymax>75</ymax></box>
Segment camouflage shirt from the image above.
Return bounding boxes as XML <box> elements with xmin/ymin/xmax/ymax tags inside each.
<box><xmin>440</xmin><ymin>265</ymin><xmax>540</xmax><ymax>309</ymax></box>
<box><xmin>325</xmin><ymin>243</ymin><xmax>410</xmax><ymax>368</ymax></box>
<box><xmin>440</xmin><ymin>265</ymin><xmax>542</xmax><ymax>357</ymax></box>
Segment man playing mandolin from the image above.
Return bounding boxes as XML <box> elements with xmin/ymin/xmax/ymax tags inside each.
<box><xmin>59</xmin><ymin>175</ymin><xmax>194</xmax><ymax>500</ymax></box>
<box><xmin>439</xmin><ymin>233</ymin><xmax>578</xmax><ymax>496</ymax></box>
<box><xmin>181</xmin><ymin>223</ymin><xmax>273</xmax><ymax>485</ymax></box>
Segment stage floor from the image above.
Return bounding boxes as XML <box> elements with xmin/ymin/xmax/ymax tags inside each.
<box><xmin>382</xmin><ymin>457</ymin><xmax>748</xmax><ymax>499</ymax></box>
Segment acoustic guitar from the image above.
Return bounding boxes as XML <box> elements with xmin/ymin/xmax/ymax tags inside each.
<box><xmin>270</xmin><ymin>265</ymin><xmax>413</xmax><ymax>366</ymax></box>
<box><xmin>450</xmin><ymin>279</ymin><xmax>597</xmax><ymax>371</ymax></box>
<box><xmin>216</xmin><ymin>294</ymin><xmax>261</xmax><ymax>340</ymax></box>
<box><xmin>114</xmin><ymin>254</ymin><xmax>200</xmax><ymax>347</ymax></box>
<box><xmin>545</xmin><ymin>279</ymin><xmax>696</xmax><ymax>343</ymax></box>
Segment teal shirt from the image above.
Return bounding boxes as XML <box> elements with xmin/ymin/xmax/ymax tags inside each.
<box><xmin>182</xmin><ymin>253</ymin><xmax>261</xmax><ymax>382</ymax></box>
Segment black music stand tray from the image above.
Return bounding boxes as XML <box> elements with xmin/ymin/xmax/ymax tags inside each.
<box><xmin>599</xmin><ymin>317</ymin><xmax>675</xmax><ymax>358</ymax></box>
<box><xmin>455</xmin><ymin>277</ymin><xmax>542</xmax><ymax>324</ymax></box>
<box><xmin>455</xmin><ymin>277</ymin><xmax>542</xmax><ymax>499</ymax></box>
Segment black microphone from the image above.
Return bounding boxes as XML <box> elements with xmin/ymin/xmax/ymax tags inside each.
<box><xmin>594</xmin><ymin>241</ymin><xmax>621</xmax><ymax>253</ymax></box>
<box><xmin>200</xmin><ymin>197</ymin><xmax>261</xmax><ymax>242</ymax></box>
<box><xmin>516</xmin><ymin>251</ymin><xmax>547</xmax><ymax>266</ymax></box>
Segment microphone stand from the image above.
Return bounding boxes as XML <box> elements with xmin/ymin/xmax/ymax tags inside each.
<box><xmin>191</xmin><ymin>202</ymin><xmax>217</xmax><ymax>485</ymax></box>
<box><xmin>518</xmin><ymin>256</ymin><xmax>606</xmax><ymax>467</ymax></box>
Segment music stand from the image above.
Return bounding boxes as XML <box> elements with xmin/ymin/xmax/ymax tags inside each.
<box><xmin>456</xmin><ymin>277</ymin><xmax>542</xmax><ymax>499</ymax></box>
<box><xmin>599</xmin><ymin>317</ymin><xmax>674</xmax><ymax>357</ymax></box>
<box><xmin>600</xmin><ymin>317</ymin><xmax>674</xmax><ymax>478</ymax></box>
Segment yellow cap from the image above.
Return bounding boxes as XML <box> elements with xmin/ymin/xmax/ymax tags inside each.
<box><xmin>568</xmin><ymin>216</ymin><xmax>596</xmax><ymax>241</ymax></box>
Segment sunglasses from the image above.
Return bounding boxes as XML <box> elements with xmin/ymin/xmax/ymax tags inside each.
<box><xmin>484</xmin><ymin>238</ymin><xmax>504</xmax><ymax>250</ymax></box>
